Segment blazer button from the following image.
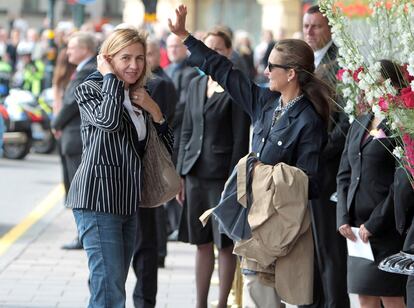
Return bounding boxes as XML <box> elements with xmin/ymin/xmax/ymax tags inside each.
<box><xmin>356</xmin><ymin>176</ymin><xmax>360</xmax><ymax>181</ymax></box>
<box><xmin>262</xmin><ymin>138</ymin><xmax>265</xmax><ymax>143</ymax></box>
<box><xmin>197</xmin><ymin>150</ymin><xmax>201</xmax><ymax>154</ymax></box>
<box><xmin>358</xmin><ymin>152</ymin><xmax>361</xmax><ymax>156</ymax></box>
<box><xmin>277</xmin><ymin>141</ymin><xmax>282</xmax><ymax>146</ymax></box>
<box><xmin>257</xmin><ymin>152</ymin><xmax>260</xmax><ymax>158</ymax></box>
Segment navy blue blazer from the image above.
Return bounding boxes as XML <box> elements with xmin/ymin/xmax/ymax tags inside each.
<box><xmin>66</xmin><ymin>72</ymin><xmax>173</xmax><ymax>215</ymax></box>
<box><xmin>184</xmin><ymin>35</ymin><xmax>327</xmax><ymax>198</ymax></box>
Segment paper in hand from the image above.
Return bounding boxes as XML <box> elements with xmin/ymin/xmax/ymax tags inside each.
<box><xmin>346</xmin><ymin>227</ymin><xmax>375</xmax><ymax>261</ymax></box>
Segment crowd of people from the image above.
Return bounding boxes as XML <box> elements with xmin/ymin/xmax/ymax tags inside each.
<box><xmin>1</xmin><ymin>4</ymin><xmax>414</xmax><ymax>308</ymax></box>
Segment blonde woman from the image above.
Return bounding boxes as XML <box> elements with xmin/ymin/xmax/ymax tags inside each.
<box><xmin>66</xmin><ymin>28</ymin><xmax>173</xmax><ymax>307</ymax></box>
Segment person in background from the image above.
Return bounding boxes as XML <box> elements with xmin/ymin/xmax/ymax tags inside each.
<box><xmin>175</xmin><ymin>29</ymin><xmax>250</xmax><ymax>308</ymax></box>
<box><xmin>169</xmin><ymin>5</ymin><xmax>330</xmax><ymax>307</ymax></box>
<box><xmin>51</xmin><ymin>47</ymin><xmax>77</xmax><ymax>199</ymax></box>
<box><xmin>51</xmin><ymin>32</ymin><xmax>97</xmax><ymax>250</ymax></box>
<box><xmin>132</xmin><ymin>37</ymin><xmax>178</xmax><ymax>308</ymax></box>
<box><xmin>16</xmin><ymin>41</ymin><xmax>45</xmax><ymax>97</ymax></box>
<box><xmin>234</xmin><ymin>30</ymin><xmax>256</xmax><ymax>80</ymax></box>
<box><xmin>67</xmin><ymin>27</ymin><xmax>173</xmax><ymax>307</ymax></box>
<box><xmin>337</xmin><ymin>60</ymin><xmax>406</xmax><ymax>308</ymax></box>
<box><xmin>301</xmin><ymin>5</ymin><xmax>350</xmax><ymax>308</ymax></box>
<box><xmin>165</xmin><ymin>33</ymin><xmax>198</xmax><ymax>241</ymax></box>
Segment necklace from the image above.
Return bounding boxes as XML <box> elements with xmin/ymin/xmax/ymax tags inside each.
<box><xmin>271</xmin><ymin>94</ymin><xmax>304</xmax><ymax>127</ymax></box>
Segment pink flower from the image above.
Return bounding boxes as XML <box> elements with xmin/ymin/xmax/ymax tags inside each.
<box><xmin>403</xmin><ymin>133</ymin><xmax>414</xmax><ymax>180</ymax></box>
<box><xmin>400</xmin><ymin>87</ymin><xmax>414</xmax><ymax>109</ymax></box>
<box><xmin>401</xmin><ymin>64</ymin><xmax>414</xmax><ymax>83</ymax></box>
<box><xmin>353</xmin><ymin>67</ymin><xmax>364</xmax><ymax>82</ymax></box>
<box><xmin>378</xmin><ymin>96</ymin><xmax>389</xmax><ymax>112</ymax></box>
<box><xmin>336</xmin><ymin>69</ymin><xmax>348</xmax><ymax>81</ymax></box>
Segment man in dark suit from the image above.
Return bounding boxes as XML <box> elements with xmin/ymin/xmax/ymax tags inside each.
<box><xmin>300</xmin><ymin>5</ymin><xmax>350</xmax><ymax>308</ymax></box>
<box><xmin>132</xmin><ymin>38</ymin><xmax>178</xmax><ymax>308</ymax></box>
<box><xmin>164</xmin><ymin>34</ymin><xmax>198</xmax><ymax>240</ymax></box>
<box><xmin>52</xmin><ymin>32</ymin><xmax>97</xmax><ymax>250</ymax></box>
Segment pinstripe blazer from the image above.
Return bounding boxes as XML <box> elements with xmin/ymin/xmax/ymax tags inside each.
<box><xmin>66</xmin><ymin>72</ymin><xmax>173</xmax><ymax>215</ymax></box>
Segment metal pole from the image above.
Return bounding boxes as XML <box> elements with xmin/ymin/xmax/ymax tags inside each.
<box><xmin>44</xmin><ymin>0</ymin><xmax>57</xmax><ymax>89</ymax></box>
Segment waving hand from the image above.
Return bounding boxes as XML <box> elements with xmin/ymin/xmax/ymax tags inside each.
<box><xmin>168</xmin><ymin>4</ymin><xmax>190</xmax><ymax>40</ymax></box>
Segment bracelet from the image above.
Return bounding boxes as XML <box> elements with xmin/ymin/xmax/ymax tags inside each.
<box><xmin>155</xmin><ymin>117</ymin><xmax>166</xmax><ymax>125</ymax></box>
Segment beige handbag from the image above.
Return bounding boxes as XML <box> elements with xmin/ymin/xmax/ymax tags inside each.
<box><xmin>140</xmin><ymin>120</ymin><xmax>181</xmax><ymax>208</ymax></box>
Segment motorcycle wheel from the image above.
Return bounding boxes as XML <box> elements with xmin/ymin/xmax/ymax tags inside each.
<box><xmin>3</xmin><ymin>132</ymin><xmax>32</xmax><ymax>159</ymax></box>
<box><xmin>32</xmin><ymin>130</ymin><xmax>56</xmax><ymax>154</ymax></box>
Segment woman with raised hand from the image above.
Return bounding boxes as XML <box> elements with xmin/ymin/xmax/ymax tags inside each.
<box><xmin>66</xmin><ymin>28</ymin><xmax>173</xmax><ymax>308</ymax></box>
<box><xmin>169</xmin><ymin>5</ymin><xmax>330</xmax><ymax>308</ymax></box>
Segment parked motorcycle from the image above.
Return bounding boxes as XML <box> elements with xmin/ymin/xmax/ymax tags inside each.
<box><xmin>2</xmin><ymin>88</ymin><xmax>56</xmax><ymax>159</ymax></box>
<box><xmin>32</xmin><ymin>88</ymin><xmax>55</xmax><ymax>154</ymax></box>
<box><xmin>2</xmin><ymin>89</ymin><xmax>33</xmax><ymax>159</ymax></box>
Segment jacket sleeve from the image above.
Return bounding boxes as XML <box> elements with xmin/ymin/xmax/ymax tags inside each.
<box><xmin>148</xmin><ymin>78</ymin><xmax>177</xmax><ymax>125</ymax></box>
<box><xmin>51</xmin><ymin>99</ymin><xmax>80</xmax><ymax>130</ymax></box>
<box><xmin>153</xmin><ymin>120</ymin><xmax>174</xmax><ymax>156</ymax></box>
<box><xmin>176</xmin><ymin>82</ymin><xmax>194</xmax><ymax>175</ymax></box>
<box><xmin>336</xmin><ymin>124</ymin><xmax>353</xmax><ymax>229</ymax></box>
<box><xmin>229</xmin><ymin>101</ymin><xmax>250</xmax><ymax>175</ymax></box>
<box><xmin>295</xmin><ymin>119</ymin><xmax>326</xmax><ymax>200</ymax></box>
<box><xmin>75</xmin><ymin>74</ymin><xmax>124</xmax><ymax>132</ymax></box>
<box><xmin>185</xmin><ymin>35</ymin><xmax>268</xmax><ymax>123</ymax></box>
<box><xmin>364</xmin><ymin>183</ymin><xmax>396</xmax><ymax>235</ymax></box>
<box><xmin>323</xmin><ymin>102</ymin><xmax>350</xmax><ymax>160</ymax></box>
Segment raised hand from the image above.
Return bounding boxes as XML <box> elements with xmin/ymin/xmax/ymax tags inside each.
<box><xmin>97</xmin><ymin>54</ymin><xmax>114</xmax><ymax>76</ymax></box>
<box><xmin>168</xmin><ymin>4</ymin><xmax>189</xmax><ymax>40</ymax></box>
<box><xmin>131</xmin><ymin>88</ymin><xmax>163</xmax><ymax>123</ymax></box>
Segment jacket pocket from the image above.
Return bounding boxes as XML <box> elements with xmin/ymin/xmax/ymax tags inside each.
<box><xmin>94</xmin><ymin>164</ymin><xmax>121</xmax><ymax>179</ymax></box>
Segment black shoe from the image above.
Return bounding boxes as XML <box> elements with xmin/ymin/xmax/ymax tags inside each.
<box><xmin>158</xmin><ymin>257</ymin><xmax>165</xmax><ymax>268</ymax></box>
<box><xmin>61</xmin><ymin>237</ymin><xmax>83</xmax><ymax>250</ymax></box>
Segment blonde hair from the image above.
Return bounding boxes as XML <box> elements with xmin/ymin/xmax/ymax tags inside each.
<box><xmin>99</xmin><ymin>28</ymin><xmax>149</xmax><ymax>89</ymax></box>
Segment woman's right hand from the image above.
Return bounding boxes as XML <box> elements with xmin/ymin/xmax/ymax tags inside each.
<box><xmin>176</xmin><ymin>178</ymin><xmax>185</xmax><ymax>206</ymax></box>
<box><xmin>338</xmin><ymin>224</ymin><xmax>357</xmax><ymax>242</ymax></box>
<box><xmin>97</xmin><ymin>54</ymin><xmax>114</xmax><ymax>76</ymax></box>
<box><xmin>168</xmin><ymin>4</ymin><xmax>190</xmax><ymax>40</ymax></box>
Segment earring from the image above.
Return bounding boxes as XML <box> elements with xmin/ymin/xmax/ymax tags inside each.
<box><xmin>287</xmin><ymin>78</ymin><xmax>291</xmax><ymax>82</ymax></box>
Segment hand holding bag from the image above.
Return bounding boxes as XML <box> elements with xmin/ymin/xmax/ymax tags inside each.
<box><xmin>140</xmin><ymin>119</ymin><xmax>180</xmax><ymax>208</ymax></box>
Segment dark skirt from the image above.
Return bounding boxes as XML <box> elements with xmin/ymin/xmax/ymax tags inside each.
<box><xmin>178</xmin><ymin>174</ymin><xmax>233</xmax><ymax>249</ymax></box>
<box><xmin>347</xmin><ymin>231</ymin><xmax>407</xmax><ymax>296</ymax></box>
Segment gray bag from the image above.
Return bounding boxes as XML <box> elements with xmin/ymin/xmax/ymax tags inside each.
<box><xmin>140</xmin><ymin>120</ymin><xmax>180</xmax><ymax>208</ymax></box>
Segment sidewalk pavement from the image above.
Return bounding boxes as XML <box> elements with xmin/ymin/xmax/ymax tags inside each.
<box><xmin>0</xmin><ymin>203</ymin><xmax>219</xmax><ymax>308</ymax></box>
<box><xmin>0</xmin><ymin>201</ymin><xmax>357</xmax><ymax>308</ymax></box>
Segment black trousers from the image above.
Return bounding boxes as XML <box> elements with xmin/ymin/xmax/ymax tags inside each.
<box><xmin>298</xmin><ymin>199</ymin><xmax>349</xmax><ymax>308</ymax></box>
<box><xmin>132</xmin><ymin>206</ymin><xmax>167</xmax><ymax>308</ymax></box>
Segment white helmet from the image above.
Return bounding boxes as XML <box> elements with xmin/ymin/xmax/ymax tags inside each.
<box><xmin>17</xmin><ymin>41</ymin><xmax>34</xmax><ymax>56</ymax></box>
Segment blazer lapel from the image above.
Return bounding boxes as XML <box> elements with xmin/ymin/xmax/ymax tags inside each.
<box><xmin>358</xmin><ymin>113</ymin><xmax>373</xmax><ymax>149</ymax></box>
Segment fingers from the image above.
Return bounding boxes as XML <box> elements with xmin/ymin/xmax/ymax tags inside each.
<box><xmin>339</xmin><ymin>224</ymin><xmax>357</xmax><ymax>242</ymax></box>
<box><xmin>359</xmin><ymin>224</ymin><xmax>371</xmax><ymax>243</ymax></box>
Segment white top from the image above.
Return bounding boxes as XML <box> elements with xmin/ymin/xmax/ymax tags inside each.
<box><xmin>314</xmin><ymin>40</ymin><xmax>333</xmax><ymax>68</ymax></box>
<box><xmin>123</xmin><ymin>89</ymin><xmax>146</xmax><ymax>141</ymax></box>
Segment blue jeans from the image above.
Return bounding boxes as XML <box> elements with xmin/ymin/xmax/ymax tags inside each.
<box><xmin>73</xmin><ymin>209</ymin><xmax>138</xmax><ymax>308</ymax></box>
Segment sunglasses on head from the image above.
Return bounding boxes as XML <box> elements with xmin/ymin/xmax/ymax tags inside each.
<box><xmin>267</xmin><ymin>62</ymin><xmax>292</xmax><ymax>72</ymax></box>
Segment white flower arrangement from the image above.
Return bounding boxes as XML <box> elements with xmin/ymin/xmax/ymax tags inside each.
<box><xmin>319</xmin><ymin>0</ymin><xmax>414</xmax><ymax>184</ymax></box>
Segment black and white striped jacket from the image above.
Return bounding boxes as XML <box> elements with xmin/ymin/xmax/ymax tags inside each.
<box><xmin>66</xmin><ymin>72</ymin><xmax>173</xmax><ymax>215</ymax></box>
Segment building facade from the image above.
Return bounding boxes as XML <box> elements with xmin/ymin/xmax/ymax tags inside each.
<box><xmin>0</xmin><ymin>0</ymin><xmax>304</xmax><ymax>43</ymax></box>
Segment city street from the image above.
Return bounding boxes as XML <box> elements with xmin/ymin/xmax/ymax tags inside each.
<box><xmin>0</xmin><ymin>152</ymin><xmax>216</xmax><ymax>307</ymax></box>
<box><xmin>0</xmin><ymin>153</ymin><xmax>61</xmax><ymax>237</ymax></box>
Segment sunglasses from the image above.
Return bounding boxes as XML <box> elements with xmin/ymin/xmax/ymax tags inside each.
<box><xmin>267</xmin><ymin>62</ymin><xmax>292</xmax><ymax>72</ymax></box>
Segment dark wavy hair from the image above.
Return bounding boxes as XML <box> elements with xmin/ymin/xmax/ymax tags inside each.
<box><xmin>274</xmin><ymin>39</ymin><xmax>332</xmax><ymax>125</ymax></box>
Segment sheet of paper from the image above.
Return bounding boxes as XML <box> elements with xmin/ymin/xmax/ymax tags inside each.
<box><xmin>346</xmin><ymin>227</ymin><xmax>375</xmax><ymax>261</ymax></box>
